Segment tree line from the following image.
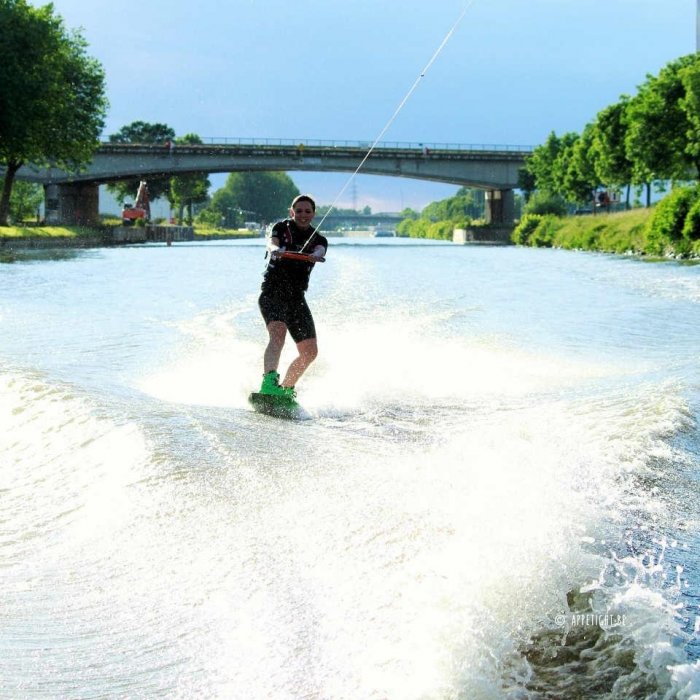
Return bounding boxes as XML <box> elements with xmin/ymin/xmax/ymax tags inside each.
<box><xmin>0</xmin><ymin>0</ymin><xmax>107</xmax><ymax>226</ymax></box>
<box><xmin>0</xmin><ymin>1</ymin><xmax>301</xmax><ymax>228</ymax></box>
<box><xmin>395</xmin><ymin>188</ymin><xmax>488</xmax><ymax>239</ymax></box>
<box><xmin>8</xmin><ymin>0</ymin><xmax>698</xmax><ymax>238</ymax></box>
<box><xmin>521</xmin><ymin>52</ymin><xmax>700</xmax><ymax>213</ymax></box>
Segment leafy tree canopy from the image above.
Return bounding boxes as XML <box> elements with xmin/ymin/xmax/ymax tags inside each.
<box><xmin>679</xmin><ymin>59</ymin><xmax>700</xmax><ymax>172</ymax></box>
<box><xmin>524</xmin><ymin>132</ymin><xmax>568</xmax><ymax>195</ymax></box>
<box><xmin>316</xmin><ymin>205</ymin><xmax>371</xmax><ymax>216</ymax></box>
<box><xmin>0</xmin><ymin>0</ymin><xmax>107</xmax><ymax>224</ymax></box>
<box><xmin>421</xmin><ymin>187</ymin><xmax>484</xmax><ymax>222</ymax></box>
<box><xmin>591</xmin><ymin>98</ymin><xmax>633</xmax><ymax>189</ymax></box>
<box><xmin>0</xmin><ymin>178</ymin><xmax>42</xmax><ymax>222</ymax></box>
<box><xmin>108</xmin><ymin>121</ymin><xmax>174</xmax><ymax>145</ymax></box>
<box><xmin>205</xmin><ymin>172</ymin><xmax>299</xmax><ymax>226</ymax></box>
<box><xmin>625</xmin><ymin>53</ymin><xmax>700</xmax><ymax>183</ymax></box>
<box><xmin>561</xmin><ymin>125</ymin><xmax>600</xmax><ymax>205</ymax></box>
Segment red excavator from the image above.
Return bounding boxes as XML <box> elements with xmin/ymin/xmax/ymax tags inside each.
<box><xmin>121</xmin><ymin>180</ymin><xmax>151</xmax><ymax>225</ymax></box>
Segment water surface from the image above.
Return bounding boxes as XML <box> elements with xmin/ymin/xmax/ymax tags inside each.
<box><xmin>1</xmin><ymin>239</ymin><xmax>699</xmax><ymax>698</ymax></box>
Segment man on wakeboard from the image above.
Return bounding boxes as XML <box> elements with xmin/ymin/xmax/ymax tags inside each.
<box><xmin>257</xmin><ymin>194</ymin><xmax>328</xmax><ymax>403</ymax></box>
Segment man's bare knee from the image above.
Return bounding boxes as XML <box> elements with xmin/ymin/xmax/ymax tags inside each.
<box><xmin>303</xmin><ymin>345</ymin><xmax>318</xmax><ymax>362</ymax></box>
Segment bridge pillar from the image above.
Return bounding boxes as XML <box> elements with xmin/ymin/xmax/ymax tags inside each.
<box><xmin>44</xmin><ymin>182</ymin><xmax>99</xmax><ymax>226</ymax></box>
<box><xmin>484</xmin><ymin>189</ymin><xmax>514</xmax><ymax>225</ymax></box>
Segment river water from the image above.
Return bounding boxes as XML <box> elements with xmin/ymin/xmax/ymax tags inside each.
<box><xmin>1</xmin><ymin>238</ymin><xmax>699</xmax><ymax>699</ymax></box>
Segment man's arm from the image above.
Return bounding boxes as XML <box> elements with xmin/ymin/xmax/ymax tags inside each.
<box><xmin>267</xmin><ymin>235</ymin><xmax>283</xmax><ymax>259</ymax></box>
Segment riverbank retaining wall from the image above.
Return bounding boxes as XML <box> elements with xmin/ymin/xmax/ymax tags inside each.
<box><xmin>110</xmin><ymin>225</ymin><xmax>195</xmax><ymax>244</ymax></box>
<box><xmin>453</xmin><ymin>226</ymin><xmax>514</xmax><ymax>245</ymax></box>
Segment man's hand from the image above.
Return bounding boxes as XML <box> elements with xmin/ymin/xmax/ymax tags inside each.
<box><xmin>311</xmin><ymin>245</ymin><xmax>326</xmax><ymax>260</ymax></box>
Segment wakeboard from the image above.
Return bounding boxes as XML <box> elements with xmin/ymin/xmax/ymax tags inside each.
<box><xmin>248</xmin><ymin>392</ymin><xmax>305</xmax><ymax>420</ymax></box>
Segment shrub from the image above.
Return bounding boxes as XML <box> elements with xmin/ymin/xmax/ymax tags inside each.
<box><xmin>682</xmin><ymin>195</ymin><xmax>700</xmax><ymax>242</ymax></box>
<box><xmin>426</xmin><ymin>220</ymin><xmax>455</xmax><ymax>240</ymax></box>
<box><xmin>528</xmin><ymin>215</ymin><xmax>559</xmax><ymax>247</ymax></box>
<box><xmin>512</xmin><ymin>213</ymin><xmax>544</xmax><ymax>245</ymax></box>
<box><xmin>397</xmin><ymin>218</ymin><xmax>430</xmax><ymax>238</ymax></box>
<box><xmin>523</xmin><ymin>191</ymin><xmax>568</xmax><ymax>217</ymax></box>
<box><xmin>644</xmin><ymin>186</ymin><xmax>698</xmax><ymax>255</ymax></box>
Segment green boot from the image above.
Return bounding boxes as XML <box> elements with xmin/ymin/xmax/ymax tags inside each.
<box><xmin>278</xmin><ymin>385</ymin><xmax>297</xmax><ymax>404</ymax></box>
<box><xmin>259</xmin><ymin>371</ymin><xmax>285</xmax><ymax>396</ymax></box>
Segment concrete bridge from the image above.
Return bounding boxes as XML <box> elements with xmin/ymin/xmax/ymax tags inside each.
<box><xmin>15</xmin><ymin>138</ymin><xmax>531</xmax><ymax>225</ymax></box>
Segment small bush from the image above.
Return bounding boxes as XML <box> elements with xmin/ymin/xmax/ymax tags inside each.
<box><xmin>426</xmin><ymin>220</ymin><xmax>455</xmax><ymax>240</ymax></box>
<box><xmin>523</xmin><ymin>191</ymin><xmax>568</xmax><ymax>217</ymax></box>
<box><xmin>682</xmin><ymin>196</ymin><xmax>700</xmax><ymax>242</ymax></box>
<box><xmin>528</xmin><ymin>215</ymin><xmax>560</xmax><ymax>247</ymax></box>
<box><xmin>512</xmin><ymin>213</ymin><xmax>544</xmax><ymax>245</ymax></box>
<box><xmin>644</xmin><ymin>186</ymin><xmax>697</xmax><ymax>255</ymax></box>
<box><xmin>397</xmin><ymin>218</ymin><xmax>430</xmax><ymax>238</ymax></box>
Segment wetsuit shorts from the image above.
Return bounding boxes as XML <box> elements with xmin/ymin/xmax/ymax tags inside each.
<box><xmin>258</xmin><ymin>290</ymin><xmax>316</xmax><ymax>343</ymax></box>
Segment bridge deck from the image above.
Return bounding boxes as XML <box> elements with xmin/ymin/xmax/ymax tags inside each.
<box><xmin>14</xmin><ymin>139</ymin><xmax>532</xmax><ymax>191</ymax></box>
<box><xmin>99</xmin><ymin>141</ymin><xmax>530</xmax><ymax>161</ymax></box>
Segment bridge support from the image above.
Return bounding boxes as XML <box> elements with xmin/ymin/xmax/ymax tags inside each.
<box><xmin>484</xmin><ymin>189</ymin><xmax>514</xmax><ymax>225</ymax></box>
<box><xmin>44</xmin><ymin>183</ymin><xmax>100</xmax><ymax>226</ymax></box>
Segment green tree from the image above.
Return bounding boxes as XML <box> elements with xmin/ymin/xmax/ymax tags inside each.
<box><xmin>316</xmin><ymin>205</ymin><xmax>367</xmax><ymax>217</ymax></box>
<box><xmin>523</xmin><ymin>131</ymin><xmax>568</xmax><ymax>195</ymax></box>
<box><xmin>208</xmin><ymin>186</ymin><xmax>242</xmax><ymax>228</ymax></box>
<box><xmin>517</xmin><ymin>167</ymin><xmax>537</xmax><ymax>203</ymax></box>
<box><xmin>679</xmin><ymin>57</ymin><xmax>700</xmax><ymax>174</ymax></box>
<box><xmin>106</xmin><ymin>121</ymin><xmax>175</xmax><ymax>204</ymax></box>
<box><xmin>549</xmin><ymin>132</ymin><xmax>579</xmax><ymax>197</ymax></box>
<box><xmin>168</xmin><ymin>133</ymin><xmax>210</xmax><ymax>224</ymax></box>
<box><xmin>0</xmin><ymin>178</ymin><xmax>42</xmax><ymax>221</ymax></box>
<box><xmin>625</xmin><ymin>54</ymin><xmax>700</xmax><ymax>204</ymax></box>
<box><xmin>523</xmin><ymin>191</ymin><xmax>568</xmax><ymax>217</ymax></box>
<box><xmin>561</xmin><ymin>125</ymin><xmax>600</xmax><ymax>206</ymax></box>
<box><xmin>109</xmin><ymin>121</ymin><xmax>174</xmax><ymax>145</ymax></box>
<box><xmin>0</xmin><ymin>0</ymin><xmax>107</xmax><ymax>225</ymax></box>
<box><xmin>421</xmin><ymin>187</ymin><xmax>484</xmax><ymax>222</ymax></box>
<box><xmin>204</xmin><ymin>171</ymin><xmax>299</xmax><ymax>225</ymax></box>
<box><xmin>590</xmin><ymin>99</ymin><xmax>634</xmax><ymax>207</ymax></box>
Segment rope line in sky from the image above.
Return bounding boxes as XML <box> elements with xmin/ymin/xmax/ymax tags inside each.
<box><xmin>304</xmin><ymin>0</ymin><xmax>476</xmax><ymax>245</ymax></box>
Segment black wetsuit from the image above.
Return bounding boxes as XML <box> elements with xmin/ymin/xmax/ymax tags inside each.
<box><xmin>258</xmin><ymin>219</ymin><xmax>328</xmax><ymax>343</ymax></box>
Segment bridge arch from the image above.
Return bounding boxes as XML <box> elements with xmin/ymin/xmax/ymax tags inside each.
<box><xmin>15</xmin><ymin>139</ymin><xmax>530</xmax><ymax>225</ymax></box>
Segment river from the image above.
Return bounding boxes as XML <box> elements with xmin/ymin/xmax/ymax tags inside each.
<box><xmin>1</xmin><ymin>238</ymin><xmax>699</xmax><ymax>699</ymax></box>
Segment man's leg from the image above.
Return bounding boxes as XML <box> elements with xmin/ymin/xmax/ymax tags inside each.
<box><xmin>264</xmin><ymin>321</ymin><xmax>287</xmax><ymax>373</ymax></box>
<box><xmin>281</xmin><ymin>337</ymin><xmax>318</xmax><ymax>388</ymax></box>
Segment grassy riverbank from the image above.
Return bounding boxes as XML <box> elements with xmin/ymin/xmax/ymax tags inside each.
<box><xmin>513</xmin><ymin>206</ymin><xmax>700</xmax><ymax>259</ymax></box>
<box><xmin>513</xmin><ymin>209</ymin><xmax>650</xmax><ymax>253</ymax></box>
<box><xmin>0</xmin><ymin>223</ymin><xmax>260</xmax><ymax>246</ymax></box>
<box><xmin>0</xmin><ymin>224</ymin><xmax>102</xmax><ymax>240</ymax></box>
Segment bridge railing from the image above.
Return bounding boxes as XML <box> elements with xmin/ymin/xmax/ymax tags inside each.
<box><xmin>100</xmin><ymin>137</ymin><xmax>532</xmax><ymax>153</ymax></box>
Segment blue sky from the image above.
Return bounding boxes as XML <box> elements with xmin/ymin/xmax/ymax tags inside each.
<box><xmin>36</xmin><ymin>0</ymin><xmax>696</xmax><ymax>212</ymax></box>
